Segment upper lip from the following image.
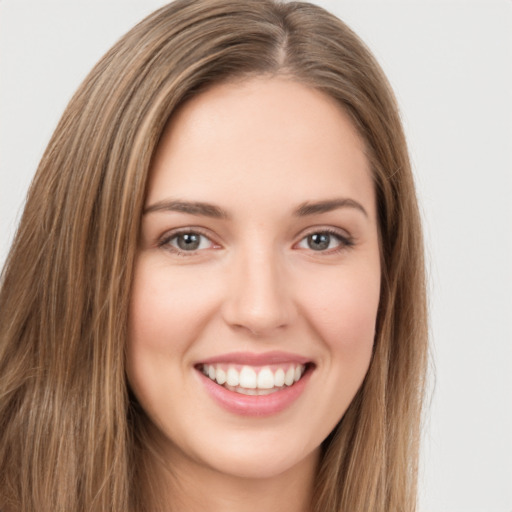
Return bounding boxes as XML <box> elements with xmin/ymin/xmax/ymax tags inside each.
<box><xmin>197</xmin><ymin>351</ymin><xmax>312</xmax><ymax>366</ymax></box>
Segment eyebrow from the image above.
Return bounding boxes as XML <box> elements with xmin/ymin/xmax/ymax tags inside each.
<box><xmin>294</xmin><ymin>198</ymin><xmax>368</xmax><ymax>218</ymax></box>
<box><xmin>143</xmin><ymin>197</ymin><xmax>368</xmax><ymax>219</ymax></box>
<box><xmin>143</xmin><ymin>199</ymin><xmax>230</xmax><ymax>219</ymax></box>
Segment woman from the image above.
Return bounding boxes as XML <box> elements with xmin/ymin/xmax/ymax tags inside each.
<box><xmin>0</xmin><ymin>1</ymin><xmax>428</xmax><ymax>511</ymax></box>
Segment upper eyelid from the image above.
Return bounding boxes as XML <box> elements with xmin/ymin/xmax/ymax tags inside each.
<box><xmin>297</xmin><ymin>231</ymin><xmax>353</xmax><ymax>246</ymax></box>
<box><xmin>294</xmin><ymin>227</ymin><xmax>356</xmax><ymax>254</ymax></box>
<box><xmin>295</xmin><ymin>225</ymin><xmax>352</xmax><ymax>241</ymax></box>
<box><xmin>159</xmin><ymin>226</ymin><xmax>216</xmax><ymax>240</ymax></box>
<box><xmin>156</xmin><ymin>225</ymin><xmax>354</xmax><ymax>248</ymax></box>
<box><xmin>158</xmin><ymin>227</ymin><xmax>219</xmax><ymax>249</ymax></box>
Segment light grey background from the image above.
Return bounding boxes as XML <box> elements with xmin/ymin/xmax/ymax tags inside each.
<box><xmin>1</xmin><ymin>1</ymin><xmax>511</xmax><ymax>511</ymax></box>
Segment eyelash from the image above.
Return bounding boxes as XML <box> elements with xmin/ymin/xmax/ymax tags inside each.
<box><xmin>298</xmin><ymin>228</ymin><xmax>355</xmax><ymax>254</ymax></box>
<box><xmin>157</xmin><ymin>227</ymin><xmax>354</xmax><ymax>256</ymax></box>
<box><xmin>158</xmin><ymin>228</ymin><xmax>217</xmax><ymax>256</ymax></box>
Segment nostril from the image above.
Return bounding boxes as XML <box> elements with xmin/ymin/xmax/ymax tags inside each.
<box><xmin>229</xmin><ymin>321</ymin><xmax>288</xmax><ymax>338</ymax></box>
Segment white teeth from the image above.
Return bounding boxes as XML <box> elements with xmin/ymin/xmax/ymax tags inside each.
<box><xmin>201</xmin><ymin>363</ymin><xmax>307</xmax><ymax>393</ymax></box>
<box><xmin>239</xmin><ymin>366</ymin><xmax>257</xmax><ymax>389</ymax></box>
<box><xmin>257</xmin><ymin>367</ymin><xmax>274</xmax><ymax>389</ymax></box>
<box><xmin>274</xmin><ymin>368</ymin><xmax>285</xmax><ymax>387</ymax></box>
<box><xmin>226</xmin><ymin>367</ymin><xmax>239</xmax><ymax>387</ymax></box>
<box><xmin>225</xmin><ymin>385</ymin><xmax>284</xmax><ymax>396</ymax></box>
<box><xmin>215</xmin><ymin>368</ymin><xmax>226</xmax><ymax>385</ymax></box>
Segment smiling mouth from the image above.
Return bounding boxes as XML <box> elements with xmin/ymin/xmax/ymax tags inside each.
<box><xmin>196</xmin><ymin>363</ymin><xmax>311</xmax><ymax>396</ymax></box>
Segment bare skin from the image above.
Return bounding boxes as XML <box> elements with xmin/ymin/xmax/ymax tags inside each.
<box><xmin>127</xmin><ymin>76</ymin><xmax>380</xmax><ymax>511</ymax></box>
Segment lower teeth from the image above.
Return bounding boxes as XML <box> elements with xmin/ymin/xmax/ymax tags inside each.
<box><xmin>224</xmin><ymin>384</ymin><xmax>286</xmax><ymax>396</ymax></box>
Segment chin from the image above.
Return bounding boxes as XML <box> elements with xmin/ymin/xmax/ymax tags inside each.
<box><xmin>198</xmin><ymin>443</ymin><xmax>320</xmax><ymax>481</ymax></box>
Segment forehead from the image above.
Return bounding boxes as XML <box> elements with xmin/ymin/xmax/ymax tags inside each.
<box><xmin>147</xmin><ymin>76</ymin><xmax>374</xmax><ymax>218</ymax></box>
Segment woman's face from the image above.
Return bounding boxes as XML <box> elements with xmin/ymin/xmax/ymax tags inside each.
<box><xmin>127</xmin><ymin>77</ymin><xmax>381</xmax><ymax>481</ymax></box>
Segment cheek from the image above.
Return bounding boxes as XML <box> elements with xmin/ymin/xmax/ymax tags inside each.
<box><xmin>127</xmin><ymin>260</ymin><xmax>217</xmax><ymax>356</ymax></box>
<box><xmin>293</xmin><ymin>263</ymin><xmax>380</xmax><ymax>444</ymax></box>
<box><xmin>126</xmin><ymin>262</ymin><xmax>195</xmax><ymax>400</ymax></box>
<box><xmin>126</xmin><ymin>261</ymin><xmax>208</xmax><ymax>427</ymax></box>
<box><xmin>302</xmin><ymin>263</ymin><xmax>380</xmax><ymax>361</ymax></box>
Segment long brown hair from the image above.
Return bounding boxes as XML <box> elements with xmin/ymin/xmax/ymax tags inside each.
<box><xmin>0</xmin><ymin>1</ymin><xmax>427</xmax><ymax>511</ymax></box>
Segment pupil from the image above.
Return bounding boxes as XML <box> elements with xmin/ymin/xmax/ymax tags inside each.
<box><xmin>308</xmin><ymin>233</ymin><xmax>330</xmax><ymax>251</ymax></box>
<box><xmin>178</xmin><ymin>233</ymin><xmax>200</xmax><ymax>250</ymax></box>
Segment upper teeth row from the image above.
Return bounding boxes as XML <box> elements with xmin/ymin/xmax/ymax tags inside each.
<box><xmin>202</xmin><ymin>364</ymin><xmax>305</xmax><ymax>389</ymax></box>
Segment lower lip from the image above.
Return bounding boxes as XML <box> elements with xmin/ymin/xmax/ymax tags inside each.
<box><xmin>197</xmin><ymin>367</ymin><xmax>312</xmax><ymax>417</ymax></box>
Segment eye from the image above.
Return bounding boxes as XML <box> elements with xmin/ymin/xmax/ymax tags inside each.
<box><xmin>160</xmin><ymin>230</ymin><xmax>216</xmax><ymax>253</ymax></box>
<box><xmin>296</xmin><ymin>230</ymin><xmax>352</xmax><ymax>252</ymax></box>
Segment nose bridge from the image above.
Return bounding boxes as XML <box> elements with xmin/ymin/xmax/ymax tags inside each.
<box><xmin>223</xmin><ymin>240</ymin><xmax>292</xmax><ymax>336</ymax></box>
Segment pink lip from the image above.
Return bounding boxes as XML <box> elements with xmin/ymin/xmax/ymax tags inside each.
<box><xmin>196</xmin><ymin>362</ymin><xmax>313</xmax><ymax>417</ymax></box>
<box><xmin>197</xmin><ymin>350</ymin><xmax>311</xmax><ymax>366</ymax></box>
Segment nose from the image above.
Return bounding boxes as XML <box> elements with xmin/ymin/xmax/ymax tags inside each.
<box><xmin>221</xmin><ymin>246</ymin><xmax>294</xmax><ymax>337</ymax></box>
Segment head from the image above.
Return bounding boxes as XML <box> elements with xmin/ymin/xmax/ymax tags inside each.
<box><xmin>0</xmin><ymin>1</ymin><xmax>427</xmax><ymax>511</ymax></box>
